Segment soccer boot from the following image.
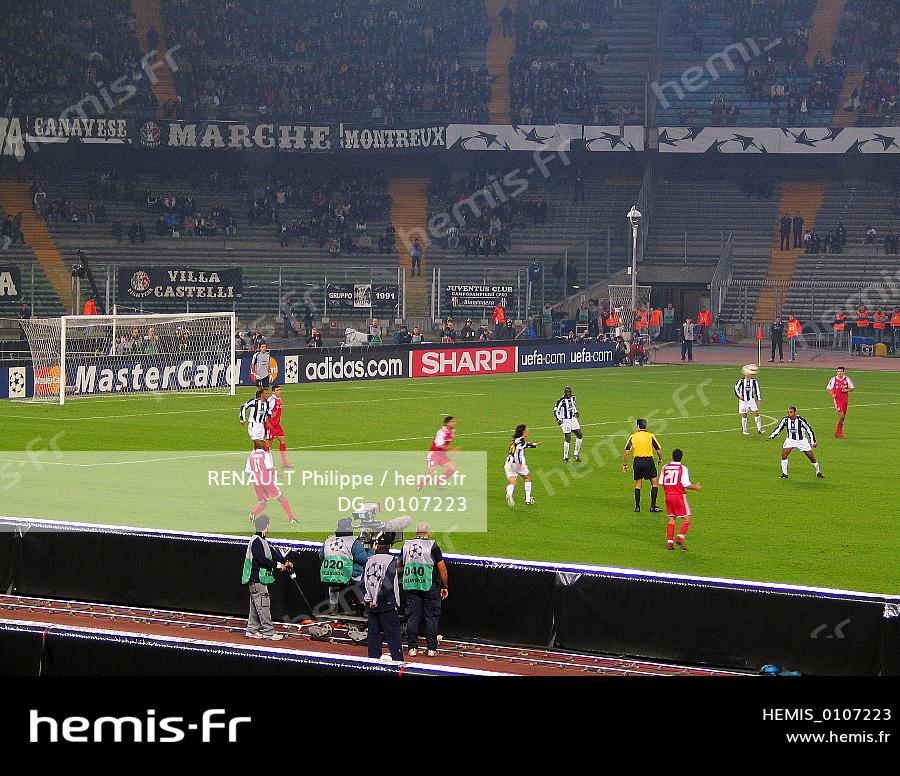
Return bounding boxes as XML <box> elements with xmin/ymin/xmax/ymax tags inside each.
<box><xmin>667</xmin><ymin>541</ymin><xmax>674</xmax><ymax>551</ymax></box>
<box><xmin>816</xmin><ymin>472</ymin><xmax>825</xmax><ymax>478</ymax></box>
<box><xmin>780</xmin><ymin>473</ymin><xmax>788</xmax><ymax>478</ymax></box>
<box><xmin>525</xmin><ymin>498</ymin><xmax>535</xmax><ymax>505</ymax></box>
<box><xmin>574</xmin><ymin>454</ymin><xmax>581</xmax><ymax>462</ymax></box>
<box><xmin>563</xmin><ymin>456</ymin><xmax>569</xmax><ymax>463</ymax></box>
<box><xmin>676</xmin><ymin>537</ymin><xmax>688</xmax><ymax>551</ymax></box>
<box><xmin>649</xmin><ymin>506</ymin><xmax>662</xmax><ymax>513</ymax></box>
<box><xmin>506</xmin><ymin>493</ymin><xmax>515</xmax><ymax>508</ymax></box>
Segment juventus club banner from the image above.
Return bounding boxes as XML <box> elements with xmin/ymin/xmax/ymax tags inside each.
<box><xmin>325</xmin><ymin>284</ymin><xmax>399</xmax><ymax>311</ymax></box>
<box><xmin>117</xmin><ymin>267</ymin><xmax>242</xmax><ymax>303</ymax></box>
<box><xmin>657</xmin><ymin>126</ymin><xmax>900</xmax><ymax>154</ymax></box>
<box><xmin>0</xmin><ymin>266</ymin><xmax>22</xmax><ymax>301</ymax></box>
<box><xmin>444</xmin><ymin>284</ymin><xmax>515</xmax><ymax>308</ymax></box>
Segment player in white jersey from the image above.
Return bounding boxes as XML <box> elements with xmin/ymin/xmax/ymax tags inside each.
<box><xmin>554</xmin><ymin>386</ymin><xmax>584</xmax><ymax>462</ymax></box>
<box><xmin>504</xmin><ymin>424</ymin><xmax>541</xmax><ymax>506</ymax></box>
<box><xmin>733</xmin><ymin>374</ymin><xmax>763</xmax><ymax>435</ymax></box>
<box><xmin>240</xmin><ymin>387</ymin><xmax>271</xmax><ymax>441</ymax></box>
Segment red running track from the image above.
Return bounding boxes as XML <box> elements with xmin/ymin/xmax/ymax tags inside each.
<box><xmin>0</xmin><ymin>595</ymin><xmax>746</xmax><ymax>677</ymax></box>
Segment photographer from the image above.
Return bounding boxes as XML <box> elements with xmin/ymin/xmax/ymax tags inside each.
<box><xmin>363</xmin><ymin>532</ymin><xmax>403</xmax><ymax>661</ymax></box>
<box><xmin>242</xmin><ymin>515</ymin><xmax>293</xmax><ymax>641</ymax></box>
<box><xmin>402</xmin><ymin>523</ymin><xmax>448</xmax><ymax>657</ymax></box>
<box><xmin>318</xmin><ymin>518</ymin><xmax>373</xmax><ymax>614</ymax></box>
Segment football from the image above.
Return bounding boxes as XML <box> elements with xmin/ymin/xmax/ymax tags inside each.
<box><xmin>742</xmin><ymin>364</ymin><xmax>759</xmax><ymax>376</ymax></box>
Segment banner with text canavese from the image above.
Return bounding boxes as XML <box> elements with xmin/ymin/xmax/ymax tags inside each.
<box><xmin>517</xmin><ymin>342</ymin><xmax>616</xmax><ymax>372</ymax></box>
<box><xmin>411</xmin><ymin>346</ymin><xmax>517</xmax><ymax>378</ymax></box>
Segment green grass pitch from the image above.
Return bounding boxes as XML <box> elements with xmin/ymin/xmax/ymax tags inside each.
<box><xmin>1</xmin><ymin>363</ymin><xmax>897</xmax><ymax>594</ymax></box>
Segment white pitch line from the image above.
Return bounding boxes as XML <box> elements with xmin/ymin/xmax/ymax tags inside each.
<box><xmin>0</xmin><ymin>393</ymin><xmax>487</xmax><ymax>422</ymax></box>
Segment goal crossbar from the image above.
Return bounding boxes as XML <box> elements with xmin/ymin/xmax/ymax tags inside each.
<box><xmin>21</xmin><ymin>312</ymin><xmax>237</xmax><ymax>404</ymax></box>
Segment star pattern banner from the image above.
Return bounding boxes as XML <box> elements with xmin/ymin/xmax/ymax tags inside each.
<box><xmin>657</xmin><ymin>127</ymin><xmax>900</xmax><ymax>154</ymax></box>
<box><xmin>583</xmin><ymin>125</ymin><xmax>646</xmax><ymax>151</ymax></box>
<box><xmin>446</xmin><ymin>123</ymin><xmax>585</xmax><ymax>151</ymax></box>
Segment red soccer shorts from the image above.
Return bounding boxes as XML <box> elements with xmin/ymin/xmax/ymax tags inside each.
<box><xmin>665</xmin><ymin>492</ymin><xmax>690</xmax><ymax>519</ymax></box>
<box><xmin>427</xmin><ymin>450</ymin><xmax>450</xmax><ymax>468</ymax></box>
<box><xmin>253</xmin><ymin>482</ymin><xmax>283</xmax><ymax>501</ymax></box>
<box><xmin>267</xmin><ymin>425</ymin><xmax>285</xmax><ymax>439</ymax></box>
<box><xmin>833</xmin><ymin>396</ymin><xmax>848</xmax><ymax>413</ymax></box>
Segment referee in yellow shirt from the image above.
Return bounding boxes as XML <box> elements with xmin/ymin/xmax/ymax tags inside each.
<box><xmin>623</xmin><ymin>419</ymin><xmax>663</xmax><ymax>513</ymax></box>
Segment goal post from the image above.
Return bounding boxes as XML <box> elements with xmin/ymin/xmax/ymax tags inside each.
<box><xmin>20</xmin><ymin>312</ymin><xmax>237</xmax><ymax>404</ymax></box>
<box><xmin>608</xmin><ymin>284</ymin><xmax>651</xmax><ymax>338</ymax></box>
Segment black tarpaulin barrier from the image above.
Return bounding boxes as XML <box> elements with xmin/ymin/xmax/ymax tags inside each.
<box><xmin>553</xmin><ymin>571</ymin><xmax>885</xmax><ymax>676</ymax></box>
<box><xmin>0</xmin><ymin>626</ymin><xmax>45</xmax><ymax>676</ymax></box>
<box><xmin>880</xmin><ymin>604</ymin><xmax>900</xmax><ymax>676</ymax></box>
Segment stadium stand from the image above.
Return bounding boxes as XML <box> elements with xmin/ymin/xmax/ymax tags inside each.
<box><xmin>510</xmin><ymin>0</ymin><xmax>660</xmax><ymax>124</ymax></box>
<box><xmin>159</xmin><ymin>0</ymin><xmax>493</xmax><ymax>122</ymax></box>
<box><xmin>0</xmin><ymin>1</ymin><xmax>156</xmax><ymax>117</ymax></box>
<box><xmin>656</xmin><ymin>0</ymin><xmax>842</xmax><ymax>127</ymax></box>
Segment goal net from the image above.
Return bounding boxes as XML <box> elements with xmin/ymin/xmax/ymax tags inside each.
<box><xmin>20</xmin><ymin>312</ymin><xmax>236</xmax><ymax>404</ymax></box>
<box><xmin>608</xmin><ymin>284</ymin><xmax>651</xmax><ymax>338</ymax></box>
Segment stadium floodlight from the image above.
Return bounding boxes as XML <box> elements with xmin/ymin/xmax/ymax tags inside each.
<box><xmin>20</xmin><ymin>311</ymin><xmax>237</xmax><ymax>404</ymax></box>
<box><xmin>627</xmin><ymin>206</ymin><xmax>641</xmax><ymax>310</ymax></box>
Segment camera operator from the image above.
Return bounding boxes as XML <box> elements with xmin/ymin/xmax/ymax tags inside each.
<box><xmin>318</xmin><ymin>517</ymin><xmax>373</xmax><ymax>614</ymax></box>
<box><xmin>242</xmin><ymin>515</ymin><xmax>293</xmax><ymax>641</ymax></box>
<box><xmin>363</xmin><ymin>532</ymin><xmax>403</xmax><ymax>661</ymax></box>
<box><xmin>402</xmin><ymin>523</ymin><xmax>448</xmax><ymax>657</ymax></box>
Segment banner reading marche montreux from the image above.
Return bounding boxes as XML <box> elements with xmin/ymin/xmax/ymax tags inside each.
<box><xmin>0</xmin><ymin>451</ymin><xmax>488</xmax><ymax>532</ymax></box>
<box><xmin>160</xmin><ymin>121</ymin><xmax>446</xmax><ymax>151</ymax></box>
<box><xmin>117</xmin><ymin>266</ymin><xmax>242</xmax><ymax>303</ymax></box>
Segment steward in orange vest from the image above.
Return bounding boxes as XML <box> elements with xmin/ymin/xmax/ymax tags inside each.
<box><xmin>855</xmin><ymin>307</ymin><xmax>869</xmax><ymax>328</ymax></box>
<box><xmin>634</xmin><ymin>308</ymin><xmax>648</xmax><ymax>332</ymax></box>
<box><xmin>873</xmin><ymin>307</ymin><xmax>887</xmax><ymax>342</ymax></box>
<box><xmin>832</xmin><ymin>311</ymin><xmax>846</xmax><ymax>331</ymax></box>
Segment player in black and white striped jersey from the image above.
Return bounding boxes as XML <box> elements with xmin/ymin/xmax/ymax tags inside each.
<box><xmin>240</xmin><ymin>387</ymin><xmax>271</xmax><ymax>442</ymax></box>
<box><xmin>554</xmin><ymin>386</ymin><xmax>584</xmax><ymax>462</ymax></box>
<box><xmin>504</xmin><ymin>424</ymin><xmax>542</xmax><ymax>507</ymax></box>
<box><xmin>734</xmin><ymin>373</ymin><xmax>764</xmax><ymax>436</ymax></box>
<box><xmin>767</xmin><ymin>406</ymin><xmax>823</xmax><ymax>479</ymax></box>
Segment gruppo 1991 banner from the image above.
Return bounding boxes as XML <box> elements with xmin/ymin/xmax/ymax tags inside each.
<box><xmin>117</xmin><ymin>267</ymin><xmax>242</xmax><ymax>303</ymax></box>
<box><xmin>325</xmin><ymin>284</ymin><xmax>399</xmax><ymax>312</ymax></box>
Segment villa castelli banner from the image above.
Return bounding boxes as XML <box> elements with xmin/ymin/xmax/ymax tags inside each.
<box><xmin>118</xmin><ymin>267</ymin><xmax>242</xmax><ymax>302</ymax></box>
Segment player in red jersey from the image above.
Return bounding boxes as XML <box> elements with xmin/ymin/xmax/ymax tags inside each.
<box><xmin>826</xmin><ymin>366</ymin><xmax>855</xmax><ymax>439</ymax></box>
<box><xmin>246</xmin><ymin>439</ymin><xmax>297</xmax><ymax>524</ymax></box>
<box><xmin>660</xmin><ymin>448</ymin><xmax>702</xmax><ymax>551</ymax></box>
<box><xmin>266</xmin><ymin>384</ymin><xmax>293</xmax><ymax>468</ymax></box>
<box><xmin>417</xmin><ymin>416</ymin><xmax>457</xmax><ymax>490</ymax></box>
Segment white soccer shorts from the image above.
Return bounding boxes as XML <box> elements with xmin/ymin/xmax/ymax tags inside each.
<box><xmin>247</xmin><ymin>421</ymin><xmax>267</xmax><ymax>441</ymax></box>
<box><xmin>783</xmin><ymin>438</ymin><xmax>812</xmax><ymax>452</ymax></box>
<box><xmin>504</xmin><ymin>461</ymin><xmax>529</xmax><ymax>479</ymax></box>
<box><xmin>738</xmin><ymin>399</ymin><xmax>759</xmax><ymax>414</ymax></box>
<box><xmin>560</xmin><ymin>418</ymin><xmax>581</xmax><ymax>434</ymax></box>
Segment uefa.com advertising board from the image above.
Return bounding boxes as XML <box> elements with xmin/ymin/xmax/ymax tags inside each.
<box><xmin>0</xmin><ymin>342</ymin><xmax>616</xmax><ymax>398</ymax></box>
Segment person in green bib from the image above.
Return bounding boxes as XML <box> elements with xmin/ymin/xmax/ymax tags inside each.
<box><xmin>242</xmin><ymin>515</ymin><xmax>293</xmax><ymax>640</ymax></box>
<box><xmin>318</xmin><ymin>517</ymin><xmax>373</xmax><ymax>614</ymax></box>
<box><xmin>401</xmin><ymin>522</ymin><xmax>449</xmax><ymax>657</ymax></box>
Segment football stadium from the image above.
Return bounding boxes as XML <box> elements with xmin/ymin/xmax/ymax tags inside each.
<box><xmin>1</xmin><ymin>0</ymin><xmax>899</xmax><ymax>712</ymax></box>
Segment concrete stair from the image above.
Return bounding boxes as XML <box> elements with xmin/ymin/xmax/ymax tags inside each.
<box><xmin>805</xmin><ymin>0</ymin><xmax>848</xmax><ymax>69</ymax></box>
<box><xmin>832</xmin><ymin>72</ymin><xmax>866</xmax><ymax>128</ymax></box>
<box><xmin>131</xmin><ymin>0</ymin><xmax>178</xmax><ymax>115</ymax></box>
<box><xmin>388</xmin><ymin>174</ymin><xmax>431</xmax><ymax>317</ymax></box>
<box><xmin>485</xmin><ymin>0</ymin><xmax>516</xmax><ymax>123</ymax></box>
<box><xmin>0</xmin><ymin>181</ymin><xmax>71</xmax><ymax>310</ymax></box>
<box><xmin>753</xmin><ymin>180</ymin><xmax>828</xmax><ymax>322</ymax></box>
